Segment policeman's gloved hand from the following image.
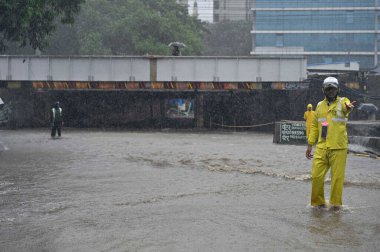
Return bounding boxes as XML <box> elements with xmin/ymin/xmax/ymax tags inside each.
<box><xmin>345</xmin><ymin>101</ymin><xmax>356</xmax><ymax>110</ymax></box>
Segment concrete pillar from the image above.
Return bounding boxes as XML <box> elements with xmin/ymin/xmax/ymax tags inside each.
<box><xmin>195</xmin><ymin>92</ymin><xmax>204</xmax><ymax>128</ymax></box>
<box><xmin>7</xmin><ymin>82</ymin><xmax>34</xmax><ymax>128</ymax></box>
<box><xmin>150</xmin><ymin>58</ymin><xmax>157</xmax><ymax>82</ymax></box>
<box><xmin>159</xmin><ymin>94</ymin><xmax>166</xmax><ymax>129</ymax></box>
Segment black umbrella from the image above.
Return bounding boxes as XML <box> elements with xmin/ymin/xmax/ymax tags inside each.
<box><xmin>168</xmin><ymin>42</ymin><xmax>186</xmax><ymax>48</ymax></box>
<box><xmin>168</xmin><ymin>42</ymin><xmax>186</xmax><ymax>56</ymax></box>
<box><xmin>357</xmin><ymin>103</ymin><xmax>378</xmax><ymax>114</ymax></box>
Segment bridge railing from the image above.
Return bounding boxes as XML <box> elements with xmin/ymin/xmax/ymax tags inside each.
<box><xmin>0</xmin><ymin>55</ymin><xmax>307</xmax><ymax>83</ymax></box>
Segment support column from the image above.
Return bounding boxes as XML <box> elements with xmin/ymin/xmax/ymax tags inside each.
<box><xmin>150</xmin><ymin>58</ymin><xmax>157</xmax><ymax>82</ymax></box>
<box><xmin>195</xmin><ymin>92</ymin><xmax>204</xmax><ymax>128</ymax></box>
<box><xmin>251</xmin><ymin>1</ymin><xmax>256</xmax><ymax>53</ymax></box>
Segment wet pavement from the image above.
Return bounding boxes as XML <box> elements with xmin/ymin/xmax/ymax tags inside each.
<box><xmin>0</xmin><ymin>129</ymin><xmax>379</xmax><ymax>251</ymax></box>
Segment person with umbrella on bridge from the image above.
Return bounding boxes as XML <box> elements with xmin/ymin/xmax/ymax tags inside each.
<box><xmin>168</xmin><ymin>42</ymin><xmax>186</xmax><ymax>56</ymax></box>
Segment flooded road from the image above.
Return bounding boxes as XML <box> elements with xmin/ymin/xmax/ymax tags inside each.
<box><xmin>0</xmin><ymin>129</ymin><xmax>379</xmax><ymax>251</ymax></box>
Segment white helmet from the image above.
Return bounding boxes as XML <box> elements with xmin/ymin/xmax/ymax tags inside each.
<box><xmin>323</xmin><ymin>77</ymin><xmax>339</xmax><ymax>88</ymax></box>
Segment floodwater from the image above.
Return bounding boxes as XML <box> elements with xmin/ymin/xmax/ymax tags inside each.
<box><xmin>0</xmin><ymin>129</ymin><xmax>379</xmax><ymax>252</ymax></box>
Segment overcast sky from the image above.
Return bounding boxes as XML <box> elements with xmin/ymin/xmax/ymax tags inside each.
<box><xmin>188</xmin><ymin>0</ymin><xmax>213</xmax><ymax>22</ymax></box>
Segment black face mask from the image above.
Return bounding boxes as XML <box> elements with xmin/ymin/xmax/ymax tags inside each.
<box><xmin>323</xmin><ymin>87</ymin><xmax>339</xmax><ymax>102</ymax></box>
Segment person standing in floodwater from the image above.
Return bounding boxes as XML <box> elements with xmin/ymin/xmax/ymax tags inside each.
<box><xmin>306</xmin><ymin>77</ymin><xmax>356</xmax><ymax>211</ymax></box>
<box><xmin>51</xmin><ymin>101</ymin><xmax>63</xmax><ymax>138</ymax></box>
<box><xmin>304</xmin><ymin>103</ymin><xmax>315</xmax><ymax>139</ymax></box>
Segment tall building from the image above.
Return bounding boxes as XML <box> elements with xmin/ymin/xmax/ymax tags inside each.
<box><xmin>177</xmin><ymin>0</ymin><xmax>189</xmax><ymax>10</ymax></box>
<box><xmin>213</xmin><ymin>0</ymin><xmax>255</xmax><ymax>22</ymax></box>
<box><xmin>192</xmin><ymin>1</ymin><xmax>199</xmax><ymax>18</ymax></box>
<box><xmin>251</xmin><ymin>0</ymin><xmax>380</xmax><ymax>69</ymax></box>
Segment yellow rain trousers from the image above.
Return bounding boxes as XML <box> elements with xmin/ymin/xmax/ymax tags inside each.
<box><xmin>308</xmin><ymin>96</ymin><xmax>351</xmax><ymax>206</ymax></box>
<box><xmin>311</xmin><ymin>148</ymin><xmax>347</xmax><ymax>206</ymax></box>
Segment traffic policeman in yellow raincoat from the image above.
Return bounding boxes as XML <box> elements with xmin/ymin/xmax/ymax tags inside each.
<box><xmin>304</xmin><ymin>104</ymin><xmax>315</xmax><ymax>139</ymax></box>
<box><xmin>306</xmin><ymin>77</ymin><xmax>356</xmax><ymax>210</ymax></box>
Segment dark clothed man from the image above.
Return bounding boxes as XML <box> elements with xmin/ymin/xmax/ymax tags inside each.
<box><xmin>51</xmin><ymin>102</ymin><xmax>63</xmax><ymax>137</ymax></box>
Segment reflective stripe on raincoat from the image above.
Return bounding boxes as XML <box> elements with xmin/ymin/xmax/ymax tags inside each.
<box><xmin>308</xmin><ymin>96</ymin><xmax>351</xmax><ymax>149</ymax></box>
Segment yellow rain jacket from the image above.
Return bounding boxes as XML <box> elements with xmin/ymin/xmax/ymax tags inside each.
<box><xmin>303</xmin><ymin>104</ymin><xmax>315</xmax><ymax>138</ymax></box>
<box><xmin>308</xmin><ymin>96</ymin><xmax>352</xmax><ymax>206</ymax></box>
<box><xmin>308</xmin><ymin>96</ymin><xmax>351</xmax><ymax>149</ymax></box>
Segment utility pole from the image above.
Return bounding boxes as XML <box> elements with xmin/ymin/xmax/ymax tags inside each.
<box><xmin>375</xmin><ymin>0</ymin><xmax>378</xmax><ymax>67</ymax></box>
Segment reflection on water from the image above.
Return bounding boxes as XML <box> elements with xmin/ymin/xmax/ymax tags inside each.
<box><xmin>308</xmin><ymin>208</ymin><xmax>363</xmax><ymax>248</ymax></box>
<box><xmin>0</xmin><ymin>130</ymin><xmax>379</xmax><ymax>251</ymax></box>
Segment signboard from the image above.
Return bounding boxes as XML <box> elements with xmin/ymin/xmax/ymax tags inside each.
<box><xmin>166</xmin><ymin>98</ymin><xmax>194</xmax><ymax>119</ymax></box>
<box><xmin>7</xmin><ymin>82</ymin><xmax>21</xmax><ymax>89</ymax></box>
<box><xmin>274</xmin><ymin>121</ymin><xmax>307</xmax><ymax>144</ymax></box>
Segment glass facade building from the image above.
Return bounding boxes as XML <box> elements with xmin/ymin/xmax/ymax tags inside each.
<box><xmin>251</xmin><ymin>0</ymin><xmax>380</xmax><ymax>69</ymax></box>
<box><xmin>213</xmin><ymin>0</ymin><xmax>255</xmax><ymax>22</ymax></box>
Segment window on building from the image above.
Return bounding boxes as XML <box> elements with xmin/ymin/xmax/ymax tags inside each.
<box><xmin>214</xmin><ymin>14</ymin><xmax>219</xmax><ymax>22</ymax></box>
<box><xmin>345</xmin><ymin>33</ymin><xmax>354</xmax><ymax>51</ymax></box>
<box><xmin>346</xmin><ymin>11</ymin><xmax>354</xmax><ymax>24</ymax></box>
<box><xmin>214</xmin><ymin>1</ymin><xmax>219</xmax><ymax>9</ymax></box>
<box><xmin>276</xmin><ymin>34</ymin><xmax>284</xmax><ymax>47</ymax></box>
<box><xmin>311</xmin><ymin>34</ymin><xmax>319</xmax><ymax>41</ymax></box>
<box><xmin>324</xmin><ymin>57</ymin><xmax>333</xmax><ymax>63</ymax></box>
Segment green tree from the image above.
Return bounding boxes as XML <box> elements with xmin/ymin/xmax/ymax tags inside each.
<box><xmin>73</xmin><ymin>0</ymin><xmax>203</xmax><ymax>55</ymax></box>
<box><xmin>2</xmin><ymin>0</ymin><xmax>204</xmax><ymax>56</ymax></box>
<box><xmin>79</xmin><ymin>31</ymin><xmax>111</xmax><ymax>55</ymax></box>
<box><xmin>203</xmin><ymin>20</ymin><xmax>252</xmax><ymax>56</ymax></box>
<box><xmin>43</xmin><ymin>24</ymin><xmax>80</xmax><ymax>55</ymax></box>
<box><xmin>0</xmin><ymin>0</ymin><xmax>84</xmax><ymax>51</ymax></box>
